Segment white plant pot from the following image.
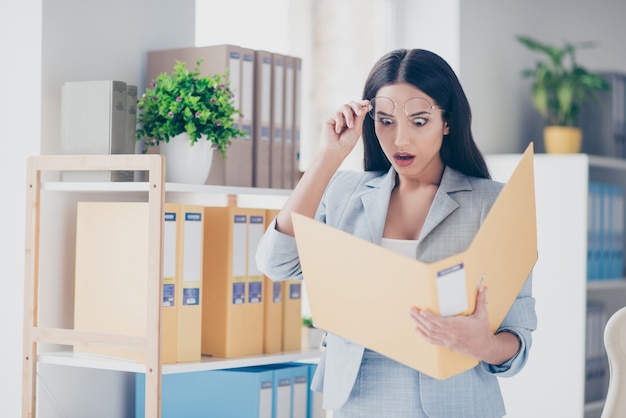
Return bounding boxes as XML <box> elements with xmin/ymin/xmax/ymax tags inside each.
<box><xmin>159</xmin><ymin>132</ymin><xmax>214</xmax><ymax>184</ymax></box>
<box><xmin>302</xmin><ymin>327</ymin><xmax>326</xmax><ymax>349</ymax></box>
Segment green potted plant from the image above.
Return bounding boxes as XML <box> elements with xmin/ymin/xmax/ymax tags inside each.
<box><xmin>136</xmin><ymin>59</ymin><xmax>245</xmax><ymax>183</ymax></box>
<box><xmin>516</xmin><ymin>35</ymin><xmax>611</xmax><ymax>153</ymax></box>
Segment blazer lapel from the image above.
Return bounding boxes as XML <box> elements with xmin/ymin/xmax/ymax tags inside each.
<box><xmin>356</xmin><ymin>166</ymin><xmax>473</xmax><ymax>243</ymax></box>
<box><xmin>418</xmin><ymin>166</ymin><xmax>473</xmax><ymax>241</ymax></box>
<box><xmin>360</xmin><ymin>168</ymin><xmax>396</xmax><ymax>243</ymax></box>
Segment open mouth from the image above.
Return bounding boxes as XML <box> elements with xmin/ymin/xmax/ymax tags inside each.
<box><xmin>394</xmin><ymin>152</ymin><xmax>415</xmax><ymax>165</ymax></box>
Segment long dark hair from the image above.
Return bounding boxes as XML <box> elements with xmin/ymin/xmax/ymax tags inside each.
<box><xmin>361</xmin><ymin>49</ymin><xmax>490</xmax><ymax>179</ymax></box>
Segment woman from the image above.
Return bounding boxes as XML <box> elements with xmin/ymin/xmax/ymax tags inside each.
<box><xmin>256</xmin><ymin>49</ymin><xmax>536</xmax><ymax>418</ymax></box>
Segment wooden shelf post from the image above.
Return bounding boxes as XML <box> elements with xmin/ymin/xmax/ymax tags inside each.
<box><xmin>22</xmin><ymin>154</ymin><xmax>165</xmax><ymax>418</ymax></box>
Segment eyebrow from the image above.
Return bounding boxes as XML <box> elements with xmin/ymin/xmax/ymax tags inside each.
<box><xmin>407</xmin><ymin>110</ymin><xmax>430</xmax><ymax>117</ymax></box>
<box><xmin>375</xmin><ymin>109</ymin><xmax>395</xmax><ymax>117</ymax></box>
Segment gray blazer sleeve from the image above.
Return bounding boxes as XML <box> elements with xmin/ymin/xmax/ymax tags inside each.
<box><xmin>255</xmin><ymin>217</ymin><xmax>303</xmax><ymax>281</ymax></box>
<box><xmin>255</xmin><ymin>171</ymin><xmax>337</xmax><ymax>282</ymax></box>
<box><xmin>481</xmin><ymin>270</ymin><xmax>536</xmax><ymax>377</ymax></box>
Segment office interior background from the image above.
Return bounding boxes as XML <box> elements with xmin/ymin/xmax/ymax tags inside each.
<box><xmin>2</xmin><ymin>0</ymin><xmax>626</xmax><ymax>416</ymax></box>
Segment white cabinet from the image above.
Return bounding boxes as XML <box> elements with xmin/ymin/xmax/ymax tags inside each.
<box><xmin>22</xmin><ymin>154</ymin><xmax>318</xmax><ymax>417</ymax></box>
<box><xmin>486</xmin><ymin>153</ymin><xmax>626</xmax><ymax>418</ymax></box>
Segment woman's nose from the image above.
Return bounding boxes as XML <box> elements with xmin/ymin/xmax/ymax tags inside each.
<box><xmin>393</xmin><ymin>120</ymin><xmax>412</xmax><ymax>147</ymax></box>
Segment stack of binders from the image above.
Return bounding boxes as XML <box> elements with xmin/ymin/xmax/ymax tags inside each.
<box><xmin>73</xmin><ymin>201</ymin><xmax>204</xmax><ymax>364</ymax></box>
<box><xmin>263</xmin><ymin>209</ymin><xmax>285</xmax><ymax>354</ymax></box>
<box><xmin>585</xmin><ymin>301</ymin><xmax>608</xmax><ymax>403</ymax></box>
<box><xmin>161</xmin><ymin>203</ymin><xmax>205</xmax><ymax>363</ymax></box>
<box><xmin>587</xmin><ymin>181</ymin><xmax>625</xmax><ymax>281</ymax></box>
<box><xmin>581</xmin><ymin>72</ymin><xmax>626</xmax><ymax>159</ymax></box>
<box><xmin>146</xmin><ymin>45</ymin><xmax>302</xmax><ymax>189</ymax></box>
<box><xmin>262</xmin><ymin>209</ymin><xmax>304</xmax><ymax>354</ymax></box>
<box><xmin>72</xmin><ymin>202</ymin><xmax>308</xmax><ymax>364</ymax></box>
<box><xmin>201</xmin><ymin>206</ymin><xmax>267</xmax><ymax>358</ymax></box>
<box><xmin>135</xmin><ymin>362</ymin><xmax>323</xmax><ymax>417</ymax></box>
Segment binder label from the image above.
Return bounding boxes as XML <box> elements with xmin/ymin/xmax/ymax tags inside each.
<box><xmin>232</xmin><ymin>215</ymin><xmax>247</xmax><ymax>304</ymax></box>
<box><xmin>182</xmin><ymin>287</ymin><xmax>199</xmax><ymax>306</ymax></box>
<box><xmin>261</xmin><ymin>127</ymin><xmax>270</xmax><ymax>142</ymax></box>
<box><xmin>185</xmin><ymin>212</ymin><xmax>201</xmax><ymax>222</ymax></box>
<box><xmin>183</xmin><ymin>211</ymin><xmax>203</xmax><ymax>283</ymax></box>
<box><xmin>289</xmin><ymin>282</ymin><xmax>301</xmax><ymax>299</ymax></box>
<box><xmin>163</xmin><ymin>284</ymin><xmax>175</xmax><ymax>307</ymax></box>
<box><xmin>242</xmin><ymin>124</ymin><xmax>252</xmax><ymax>140</ymax></box>
<box><xmin>163</xmin><ymin>211</ymin><xmax>177</xmax><ymax>283</ymax></box>
<box><xmin>248</xmin><ymin>280</ymin><xmax>263</xmax><ymax>303</ymax></box>
<box><xmin>436</xmin><ymin>263</ymin><xmax>469</xmax><ymax>317</ymax></box>
<box><xmin>233</xmin><ymin>282</ymin><xmax>245</xmax><ymax>304</ymax></box>
<box><xmin>272</xmin><ymin>281</ymin><xmax>282</xmax><ymax>303</ymax></box>
<box><xmin>250</xmin><ymin>215</ymin><xmax>264</xmax><ymax>224</ymax></box>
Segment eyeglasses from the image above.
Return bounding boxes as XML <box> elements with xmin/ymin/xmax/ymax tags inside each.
<box><xmin>367</xmin><ymin>96</ymin><xmax>444</xmax><ymax>124</ymax></box>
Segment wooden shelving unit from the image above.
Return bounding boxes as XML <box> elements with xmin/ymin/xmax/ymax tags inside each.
<box><xmin>23</xmin><ymin>154</ymin><xmax>165</xmax><ymax>418</ymax></box>
<box><xmin>21</xmin><ymin>154</ymin><xmax>314</xmax><ymax>417</ymax></box>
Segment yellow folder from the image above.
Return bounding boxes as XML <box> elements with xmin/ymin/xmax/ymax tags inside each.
<box><xmin>176</xmin><ymin>204</ymin><xmax>204</xmax><ymax>362</ymax></box>
<box><xmin>162</xmin><ymin>204</ymin><xmax>179</xmax><ymax>363</ymax></box>
<box><xmin>74</xmin><ymin>202</ymin><xmax>149</xmax><ymax>362</ymax></box>
<box><xmin>263</xmin><ymin>209</ymin><xmax>284</xmax><ymax>353</ymax></box>
<box><xmin>291</xmin><ymin>143</ymin><xmax>537</xmax><ymax>379</ymax></box>
<box><xmin>282</xmin><ymin>279</ymin><xmax>303</xmax><ymax>351</ymax></box>
<box><xmin>74</xmin><ymin>202</ymin><xmax>204</xmax><ymax>364</ymax></box>
<box><xmin>202</xmin><ymin>206</ymin><xmax>264</xmax><ymax>358</ymax></box>
<box><xmin>162</xmin><ymin>203</ymin><xmax>204</xmax><ymax>363</ymax></box>
<box><xmin>246</xmin><ymin>209</ymin><xmax>267</xmax><ymax>353</ymax></box>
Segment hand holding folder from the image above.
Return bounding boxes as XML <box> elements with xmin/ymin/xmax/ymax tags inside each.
<box><xmin>291</xmin><ymin>144</ymin><xmax>537</xmax><ymax>379</ymax></box>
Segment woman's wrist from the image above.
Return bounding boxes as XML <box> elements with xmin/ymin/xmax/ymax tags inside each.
<box><xmin>480</xmin><ymin>330</ymin><xmax>520</xmax><ymax>365</ymax></box>
<box><xmin>309</xmin><ymin>146</ymin><xmax>348</xmax><ymax>174</ymax></box>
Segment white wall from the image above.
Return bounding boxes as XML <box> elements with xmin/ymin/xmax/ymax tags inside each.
<box><xmin>0</xmin><ymin>1</ymin><xmax>195</xmax><ymax>417</ymax></box>
<box><xmin>388</xmin><ymin>0</ymin><xmax>461</xmax><ymax>73</ymax></box>
<box><xmin>0</xmin><ymin>1</ymin><xmax>42</xmax><ymax>417</ymax></box>
<box><xmin>42</xmin><ymin>0</ymin><xmax>196</xmax><ymax>155</ymax></box>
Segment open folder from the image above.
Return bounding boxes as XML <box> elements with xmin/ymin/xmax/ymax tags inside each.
<box><xmin>291</xmin><ymin>143</ymin><xmax>537</xmax><ymax>380</ymax></box>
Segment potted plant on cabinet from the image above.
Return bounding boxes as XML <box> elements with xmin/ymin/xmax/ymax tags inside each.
<box><xmin>516</xmin><ymin>35</ymin><xmax>611</xmax><ymax>154</ymax></box>
<box><xmin>136</xmin><ymin>59</ymin><xmax>245</xmax><ymax>184</ymax></box>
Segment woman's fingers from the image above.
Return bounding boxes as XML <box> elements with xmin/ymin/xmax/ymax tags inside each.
<box><xmin>321</xmin><ymin>99</ymin><xmax>371</xmax><ymax>157</ymax></box>
<box><xmin>335</xmin><ymin>100</ymin><xmax>370</xmax><ymax>132</ymax></box>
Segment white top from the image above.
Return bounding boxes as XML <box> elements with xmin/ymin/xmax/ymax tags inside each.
<box><xmin>380</xmin><ymin>237</ymin><xmax>418</xmax><ymax>259</ymax></box>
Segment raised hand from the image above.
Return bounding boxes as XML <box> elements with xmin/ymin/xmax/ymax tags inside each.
<box><xmin>321</xmin><ymin>99</ymin><xmax>371</xmax><ymax>160</ymax></box>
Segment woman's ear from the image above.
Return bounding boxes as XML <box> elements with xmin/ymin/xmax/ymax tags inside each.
<box><xmin>443</xmin><ymin>122</ymin><xmax>450</xmax><ymax>136</ymax></box>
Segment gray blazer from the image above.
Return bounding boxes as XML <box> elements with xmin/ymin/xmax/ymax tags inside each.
<box><xmin>256</xmin><ymin>166</ymin><xmax>537</xmax><ymax>417</ymax></box>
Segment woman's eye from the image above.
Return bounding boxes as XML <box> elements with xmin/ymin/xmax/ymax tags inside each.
<box><xmin>379</xmin><ymin>117</ymin><xmax>394</xmax><ymax>126</ymax></box>
<box><xmin>411</xmin><ymin>117</ymin><xmax>428</xmax><ymax>126</ymax></box>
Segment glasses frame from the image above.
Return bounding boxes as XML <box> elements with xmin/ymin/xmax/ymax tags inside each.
<box><xmin>367</xmin><ymin>96</ymin><xmax>444</xmax><ymax>123</ymax></box>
